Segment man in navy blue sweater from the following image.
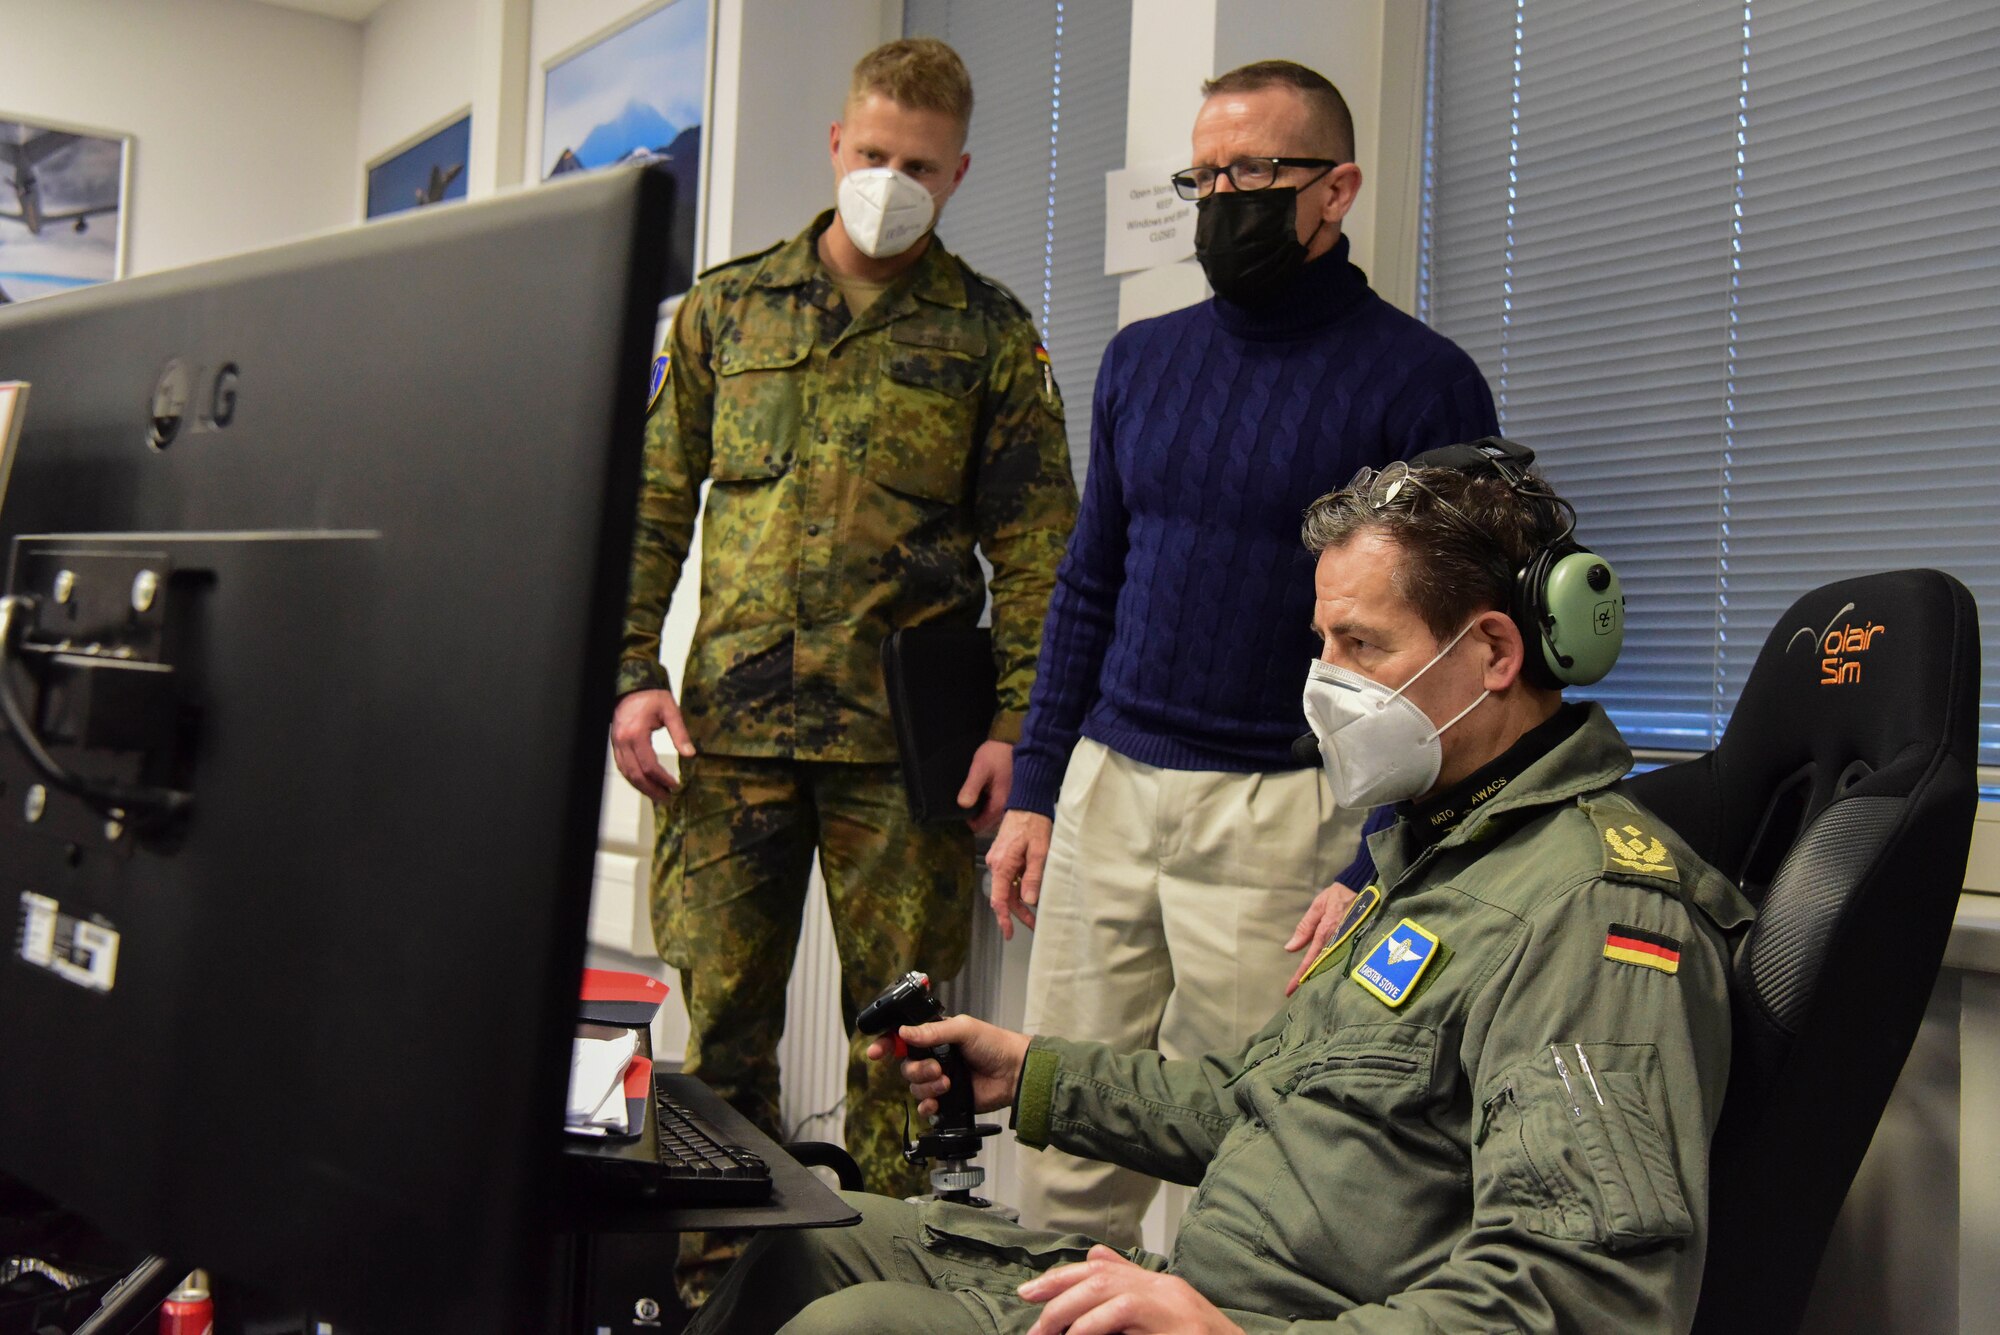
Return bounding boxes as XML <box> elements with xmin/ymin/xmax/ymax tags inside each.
<box><xmin>985</xmin><ymin>59</ymin><xmax>1497</xmax><ymax>1245</ymax></box>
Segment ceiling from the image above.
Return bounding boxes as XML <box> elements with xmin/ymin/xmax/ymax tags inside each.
<box><xmin>250</xmin><ymin>0</ymin><xmax>390</xmax><ymax>22</ymax></box>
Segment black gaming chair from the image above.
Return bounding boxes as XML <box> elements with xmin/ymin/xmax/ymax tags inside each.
<box><xmin>1622</xmin><ymin>569</ymin><xmax>1980</xmax><ymax>1335</ymax></box>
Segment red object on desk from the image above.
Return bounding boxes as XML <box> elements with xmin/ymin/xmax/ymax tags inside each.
<box><xmin>621</xmin><ymin>1053</ymin><xmax>654</xmax><ymax>1129</ymax></box>
<box><xmin>580</xmin><ymin>968</ymin><xmax>668</xmax><ymax>1027</ymax></box>
<box><xmin>159</xmin><ymin>1275</ymin><xmax>213</xmax><ymax>1335</ymax></box>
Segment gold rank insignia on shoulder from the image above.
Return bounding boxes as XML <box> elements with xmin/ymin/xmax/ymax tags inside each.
<box><xmin>647</xmin><ymin>351</ymin><xmax>670</xmax><ymax>413</ymax></box>
<box><xmin>1603</xmin><ymin>823</ymin><xmax>1677</xmax><ymax>881</ymax></box>
<box><xmin>1584</xmin><ymin>802</ymin><xmax>1680</xmax><ymax>885</ymax></box>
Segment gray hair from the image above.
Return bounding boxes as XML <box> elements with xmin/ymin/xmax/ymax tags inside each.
<box><xmin>1300</xmin><ymin>463</ymin><xmax>1570</xmax><ymax>639</ymax></box>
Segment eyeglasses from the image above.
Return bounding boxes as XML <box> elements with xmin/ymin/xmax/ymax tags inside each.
<box><xmin>1341</xmin><ymin>459</ymin><xmax>1580</xmax><ymax>546</ymax></box>
<box><xmin>1343</xmin><ymin>461</ymin><xmax>1477</xmax><ymax>528</ymax></box>
<box><xmin>1169</xmin><ymin>156</ymin><xmax>1342</xmax><ymax>201</ymax></box>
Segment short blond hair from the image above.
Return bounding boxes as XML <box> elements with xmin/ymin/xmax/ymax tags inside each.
<box><xmin>848</xmin><ymin>38</ymin><xmax>974</xmax><ymax>136</ymax></box>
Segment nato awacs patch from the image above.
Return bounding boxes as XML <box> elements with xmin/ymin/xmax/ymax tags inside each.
<box><xmin>1352</xmin><ymin>918</ymin><xmax>1441</xmax><ymax>1008</ymax></box>
<box><xmin>1604</xmin><ymin>923</ymin><xmax>1681</xmax><ymax>975</ymax></box>
<box><xmin>647</xmin><ymin>351</ymin><xmax>670</xmax><ymax>412</ymax></box>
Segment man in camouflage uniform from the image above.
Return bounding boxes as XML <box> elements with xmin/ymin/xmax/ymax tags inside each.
<box><xmin>686</xmin><ymin>461</ymin><xmax>1752</xmax><ymax>1334</ymax></box>
<box><xmin>609</xmin><ymin>37</ymin><xmax>1077</xmax><ymax>1295</ymax></box>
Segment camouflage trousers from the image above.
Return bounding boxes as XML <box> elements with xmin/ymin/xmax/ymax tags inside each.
<box><xmin>651</xmin><ymin>753</ymin><xmax>976</xmax><ymax>1199</ymax></box>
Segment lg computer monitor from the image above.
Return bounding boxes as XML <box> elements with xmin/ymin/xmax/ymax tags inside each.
<box><xmin>0</xmin><ymin>166</ymin><xmax>669</xmax><ymax>1330</ymax></box>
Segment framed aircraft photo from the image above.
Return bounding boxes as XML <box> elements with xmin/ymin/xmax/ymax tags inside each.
<box><xmin>0</xmin><ymin>113</ymin><xmax>131</xmax><ymax>306</ymax></box>
<box><xmin>365</xmin><ymin>113</ymin><xmax>472</xmax><ymax>221</ymax></box>
<box><xmin>541</xmin><ymin>0</ymin><xmax>711</xmax><ymax>301</ymax></box>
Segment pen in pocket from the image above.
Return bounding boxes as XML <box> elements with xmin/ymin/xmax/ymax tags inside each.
<box><xmin>1573</xmin><ymin>1044</ymin><xmax>1604</xmax><ymax>1105</ymax></box>
<box><xmin>1550</xmin><ymin>1044</ymin><xmax>1582</xmax><ymax>1119</ymax></box>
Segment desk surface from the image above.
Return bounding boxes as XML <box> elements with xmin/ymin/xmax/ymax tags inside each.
<box><xmin>1947</xmin><ymin>891</ymin><xmax>2000</xmax><ymax>974</ymax></box>
<box><xmin>558</xmin><ymin>1073</ymin><xmax>861</xmax><ymax>1233</ymax></box>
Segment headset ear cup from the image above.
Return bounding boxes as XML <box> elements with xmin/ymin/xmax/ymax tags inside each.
<box><xmin>1541</xmin><ymin>549</ymin><xmax>1625</xmax><ymax>686</ymax></box>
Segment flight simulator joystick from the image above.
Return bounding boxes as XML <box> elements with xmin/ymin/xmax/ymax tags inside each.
<box><xmin>857</xmin><ymin>970</ymin><xmax>1001</xmax><ymax>1205</ymax></box>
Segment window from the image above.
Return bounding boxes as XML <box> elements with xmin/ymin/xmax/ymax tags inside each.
<box><xmin>1420</xmin><ymin>0</ymin><xmax>2000</xmax><ymax>771</ymax></box>
<box><xmin>903</xmin><ymin>0</ymin><xmax>1131</xmax><ymax>480</ymax></box>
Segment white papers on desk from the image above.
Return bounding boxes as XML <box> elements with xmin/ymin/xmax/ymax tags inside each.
<box><xmin>0</xmin><ymin>382</ymin><xmax>27</xmax><ymax>519</ymax></box>
<box><xmin>566</xmin><ymin>1025</ymin><xmax>637</xmax><ymax>1136</ymax></box>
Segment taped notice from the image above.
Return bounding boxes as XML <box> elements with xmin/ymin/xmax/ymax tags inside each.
<box><xmin>17</xmin><ymin>891</ymin><xmax>120</xmax><ymax>992</ymax></box>
<box><xmin>1103</xmin><ymin>163</ymin><xmax>1196</xmax><ymax>275</ymax></box>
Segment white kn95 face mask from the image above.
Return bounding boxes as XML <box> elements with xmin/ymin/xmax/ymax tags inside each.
<box><xmin>1301</xmin><ymin>621</ymin><xmax>1490</xmax><ymax>808</ymax></box>
<box><xmin>836</xmin><ymin>167</ymin><xmax>938</xmax><ymax>259</ymax></box>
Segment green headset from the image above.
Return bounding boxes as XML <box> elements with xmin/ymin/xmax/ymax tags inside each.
<box><xmin>1406</xmin><ymin>435</ymin><xmax>1625</xmax><ymax>690</ymax></box>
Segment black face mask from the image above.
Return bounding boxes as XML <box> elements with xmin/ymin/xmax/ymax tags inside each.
<box><xmin>1195</xmin><ymin>188</ymin><xmax>1321</xmax><ymax>305</ymax></box>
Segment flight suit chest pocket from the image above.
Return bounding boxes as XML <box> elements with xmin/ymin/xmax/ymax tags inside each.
<box><xmin>1221</xmin><ymin>1034</ymin><xmax>1284</xmax><ymax>1090</ymax></box>
<box><xmin>1284</xmin><ymin>1024</ymin><xmax>1436</xmax><ymax>1120</ymax></box>
<box><xmin>710</xmin><ymin>336</ymin><xmax>812</xmax><ymax>480</ymax></box>
<box><xmin>1478</xmin><ymin>1043</ymin><xmax>1694</xmax><ymax>1251</ymax></box>
<box><xmin>871</xmin><ymin>324</ymin><xmax>986</xmax><ymax>503</ymax></box>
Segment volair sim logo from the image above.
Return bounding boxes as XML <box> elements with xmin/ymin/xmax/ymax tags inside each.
<box><xmin>1786</xmin><ymin>601</ymin><xmax>1887</xmax><ymax>686</ymax></box>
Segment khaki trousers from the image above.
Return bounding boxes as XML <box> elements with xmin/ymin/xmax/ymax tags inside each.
<box><xmin>1015</xmin><ymin>738</ymin><xmax>1361</xmax><ymax>1246</ymax></box>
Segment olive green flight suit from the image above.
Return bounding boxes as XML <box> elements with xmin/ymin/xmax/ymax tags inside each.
<box><xmin>689</xmin><ymin>704</ymin><xmax>1755</xmax><ymax>1334</ymax></box>
<box><xmin>620</xmin><ymin>213</ymin><xmax>1076</xmax><ymax>1219</ymax></box>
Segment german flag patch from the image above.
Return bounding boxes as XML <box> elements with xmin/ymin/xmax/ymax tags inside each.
<box><xmin>1604</xmin><ymin>924</ymin><xmax>1681</xmax><ymax>975</ymax></box>
<box><xmin>1030</xmin><ymin>342</ymin><xmax>1060</xmax><ymax>414</ymax></box>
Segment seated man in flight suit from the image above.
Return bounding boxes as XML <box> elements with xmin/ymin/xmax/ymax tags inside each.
<box><xmin>684</xmin><ymin>446</ymin><xmax>1755</xmax><ymax>1335</ymax></box>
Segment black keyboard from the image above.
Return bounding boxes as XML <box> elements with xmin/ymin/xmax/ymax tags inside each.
<box><xmin>652</xmin><ymin>1082</ymin><xmax>772</xmax><ymax>1203</ymax></box>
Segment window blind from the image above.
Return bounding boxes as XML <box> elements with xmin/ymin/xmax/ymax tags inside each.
<box><xmin>903</xmin><ymin>0</ymin><xmax>1131</xmax><ymax>480</ymax></box>
<box><xmin>1422</xmin><ymin>0</ymin><xmax>2000</xmax><ymax>766</ymax></box>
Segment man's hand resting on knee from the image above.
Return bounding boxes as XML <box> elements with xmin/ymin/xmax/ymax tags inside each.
<box><xmin>1020</xmin><ymin>1246</ymin><xmax>1245</xmax><ymax>1335</ymax></box>
<box><xmin>866</xmin><ymin>1014</ymin><xmax>1032</xmax><ymax>1118</ymax></box>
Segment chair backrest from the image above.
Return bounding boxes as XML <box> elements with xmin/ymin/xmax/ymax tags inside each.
<box><xmin>1624</xmin><ymin>569</ymin><xmax>1979</xmax><ymax>1335</ymax></box>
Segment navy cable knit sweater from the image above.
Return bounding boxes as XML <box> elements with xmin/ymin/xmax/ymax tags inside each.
<box><xmin>1010</xmin><ymin>239</ymin><xmax>1497</xmax><ymax>890</ymax></box>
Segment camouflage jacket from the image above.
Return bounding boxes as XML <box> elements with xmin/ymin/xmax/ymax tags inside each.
<box><xmin>619</xmin><ymin>213</ymin><xmax>1078</xmax><ymax>761</ymax></box>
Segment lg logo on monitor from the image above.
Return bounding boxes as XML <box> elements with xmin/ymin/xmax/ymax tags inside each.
<box><xmin>148</xmin><ymin>358</ymin><xmax>238</xmax><ymax>450</ymax></box>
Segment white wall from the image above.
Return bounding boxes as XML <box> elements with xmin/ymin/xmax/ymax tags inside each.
<box><xmin>356</xmin><ymin>0</ymin><xmax>478</xmax><ymax>189</ymax></box>
<box><xmin>359</xmin><ymin>0</ymin><xmax>529</xmax><ymax>201</ymax></box>
<box><xmin>356</xmin><ymin>0</ymin><xmax>898</xmax><ymax>272</ymax></box>
<box><xmin>0</xmin><ymin>0</ymin><xmax>363</xmax><ymax>275</ymax></box>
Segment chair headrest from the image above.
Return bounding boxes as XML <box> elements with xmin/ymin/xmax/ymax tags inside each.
<box><xmin>1703</xmin><ymin>569</ymin><xmax>1977</xmax><ymax>886</ymax></box>
<box><xmin>1729</xmin><ymin>569</ymin><xmax>1975</xmax><ymax>771</ymax></box>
